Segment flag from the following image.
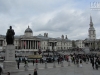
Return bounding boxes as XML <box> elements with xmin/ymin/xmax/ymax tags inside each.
<box><xmin>38</xmin><ymin>42</ymin><xmax>41</xmax><ymax>48</ymax></box>
<box><xmin>23</xmin><ymin>41</ymin><xmax>26</xmax><ymax>47</ymax></box>
<box><xmin>38</xmin><ymin>42</ymin><xmax>42</xmax><ymax>54</ymax></box>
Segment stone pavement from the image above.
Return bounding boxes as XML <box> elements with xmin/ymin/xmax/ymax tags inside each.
<box><xmin>1</xmin><ymin>61</ymin><xmax>100</xmax><ymax>75</ymax></box>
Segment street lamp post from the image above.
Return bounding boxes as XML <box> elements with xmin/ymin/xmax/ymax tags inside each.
<box><xmin>52</xmin><ymin>43</ymin><xmax>54</xmax><ymax>57</ymax></box>
<box><xmin>52</xmin><ymin>42</ymin><xmax>56</xmax><ymax>68</ymax></box>
<box><xmin>47</xmin><ymin>40</ymin><xmax>49</xmax><ymax>56</ymax></box>
<box><xmin>47</xmin><ymin>48</ymin><xmax>49</xmax><ymax>56</ymax></box>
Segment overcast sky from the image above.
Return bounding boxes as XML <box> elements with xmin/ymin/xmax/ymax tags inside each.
<box><xmin>0</xmin><ymin>0</ymin><xmax>100</xmax><ymax>40</ymax></box>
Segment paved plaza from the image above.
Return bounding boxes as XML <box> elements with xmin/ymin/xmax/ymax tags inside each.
<box><xmin>1</xmin><ymin>61</ymin><xmax>100</xmax><ymax>75</ymax></box>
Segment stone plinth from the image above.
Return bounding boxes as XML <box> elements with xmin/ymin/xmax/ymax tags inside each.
<box><xmin>84</xmin><ymin>47</ymin><xmax>90</xmax><ymax>54</ymax></box>
<box><xmin>3</xmin><ymin>45</ymin><xmax>17</xmax><ymax>73</ymax></box>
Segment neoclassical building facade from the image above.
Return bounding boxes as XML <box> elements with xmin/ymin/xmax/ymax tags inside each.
<box><xmin>0</xmin><ymin>16</ymin><xmax>99</xmax><ymax>57</ymax></box>
<box><xmin>83</xmin><ymin>16</ymin><xmax>100</xmax><ymax>50</ymax></box>
<box><xmin>0</xmin><ymin>26</ymin><xmax>72</xmax><ymax>56</ymax></box>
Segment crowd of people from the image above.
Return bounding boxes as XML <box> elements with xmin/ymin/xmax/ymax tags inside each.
<box><xmin>90</xmin><ymin>49</ymin><xmax>100</xmax><ymax>51</ymax></box>
<box><xmin>0</xmin><ymin>53</ymin><xmax>100</xmax><ymax>75</ymax></box>
<box><xmin>64</xmin><ymin>53</ymin><xmax>100</xmax><ymax>70</ymax></box>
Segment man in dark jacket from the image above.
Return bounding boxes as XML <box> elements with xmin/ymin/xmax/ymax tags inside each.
<box><xmin>95</xmin><ymin>58</ymin><xmax>99</xmax><ymax>70</ymax></box>
<box><xmin>91</xmin><ymin>58</ymin><xmax>94</xmax><ymax>69</ymax></box>
<box><xmin>0</xmin><ymin>66</ymin><xmax>2</xmax><ymax>75</ymax></box>
<box><xmin>33</xmin><ymin>60</ymin><xmax>34</xmax><ymax>66</ymax></box>
<box><xmin>17</xmin><ymin>61</ymin><xmax>20</xmax><ymax>69</ymax></box>
<box><xmin>33</xmin><ymin>69</ymin><xmax>38</xmax><ymax>75</ymax></box>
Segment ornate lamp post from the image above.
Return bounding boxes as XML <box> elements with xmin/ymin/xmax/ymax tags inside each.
<box><xmin>52</xmin><ymin>42</ymin><xmax>56</xmax><ymax>67</ymax></box>
<box><xmin>47</xmin><ymin>40</ymin><xmax>50</xmax><ymax>56</ymax></box>
<box><xmin>47</xmin><ymin>47</ymin><xmax>50</xmax><ymax>56</ymax></box>
<box><xmin>52</xmin><ymin>42</ymin><xmax>54</xmax><ymax>57</ymax></box>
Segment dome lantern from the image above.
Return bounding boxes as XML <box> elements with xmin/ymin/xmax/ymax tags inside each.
<box><xmin>24</xmin><ymin>26</ymin><xmax>33</xmax><ymax>36</ymax></box>
<box><xmin>25</xmin><ymin>26</ymin><xmax>33</xmax><ymax>33</ymax></box>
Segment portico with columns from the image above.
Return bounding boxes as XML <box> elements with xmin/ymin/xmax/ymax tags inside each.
<box><xmin>19</xmin><ymin>26</ymin><xmax>42</xmax><ymax>55</ymax></box>
<box><xmin>21</xmin><ymin>39</ymin><xmax>40</xmax><ymax>50</ymax></box>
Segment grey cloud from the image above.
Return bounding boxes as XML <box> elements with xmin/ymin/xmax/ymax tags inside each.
<box><xmin>31</xmin><ymin>9</ymin><xmax>100</xmax><ymax>40</ymax></box>
<box><xmin>0</xmin><ymin>0</ymin><xmax>100</xmax><ymax>40</ymax></box>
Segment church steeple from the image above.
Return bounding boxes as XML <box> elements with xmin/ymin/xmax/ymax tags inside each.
<box><xmin>90</xmin><ymin>16</ymin><xmax>93</xmax><ymax>27</ymax></box>
<box><xmin>88</xmin><ymin>16</ymin><xmax>96</xmax><ymax>40</ymax></box>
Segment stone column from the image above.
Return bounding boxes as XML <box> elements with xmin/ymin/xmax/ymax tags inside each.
<box><xmin>31</xmin><ymin>40</ymin><xmax>32</xmax><ymax>49</ymax></box>
<box><xmin>37</xmin><ymin>41</ymin><xmax>38</xmax><ymax>49</ymax></box>
<box><xmin>21</xmin><ymin>41</ymin><xmax>22</xmax><ymax>49</ymax></box>
<box><xmin>35</xmin><ymin>41</ymin><xmax>36</xmax><ymax>49</ymax></box>
<box><xmin>33</xmin><ymin>41</ymin><xmax>34</xmax><ymax>49</ymax></box>
<box><xmin>30</xmin><ymin>40</ymin><xmax>31</xmax><ymax>49</ymax></box>
<box><xmin>20</xmin><ymin>41</ymin><xmax>22</xmax><ymax>48</ymax></box>
<box><xmin>36</xmin><ymin>41</ymin><xmax>37</xmax><ymax>49</ymax></box>
<box><xmin>28</xmin><ymin>40</ymin><xmax>29</xmax><ymax>49</ymax></box>
<box><xmin>22</xmin><ymin>41</ymin><xmax>24</xmax><ymax>49</ymax></box>
<box><xmin>25</xmin><ymin>40</ymin><xmax>26</xmax><ymax>49</ymax></box>
<box><xmin>26</xmin><ymin>40</ymin><xmax>27</xmax><ymax>49</ymax></box>
<box><xmin>33</xmin><ymin>40</ymin><xmax>35</xmax><ymax>49</ymax></box>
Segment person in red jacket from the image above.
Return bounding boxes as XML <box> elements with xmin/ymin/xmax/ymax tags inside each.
<box><xmin>36</xmin><ymin>59</ymin><xmax>38</xmax><ymax>63</ymax></box>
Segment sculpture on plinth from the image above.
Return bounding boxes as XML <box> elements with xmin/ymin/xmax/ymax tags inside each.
<box><xmin>85</xmin><ymin>43</ymin><xmax>89</xmax><ymax>47</ymax></box>
<box><xmin>6</xmin><ymin>26</ymin><xmax>15</xmax><ymax>45</ymax></box>
<box><xmin>84</xmin><ymin>42</ymin><xmax>90</xmax><ymax>54</ymax></box>
<box><xmin>3</xmin><ymin>26</ymin><xmax>17</xmax><ymax>73</ymax></box>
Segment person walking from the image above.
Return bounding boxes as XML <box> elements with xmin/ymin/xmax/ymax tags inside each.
<box><xmin>95</xmin><ymin>58</ymin><xmax>99</xmax><ymax>70</ymax></box>
<box><xmin>79</xmin><ymin>59</ymin><xmax>82</xmax><ymax>67</ymax></box>
<box><xmin>33</xmin><ymin>69</ymin><xmax>38</xmax><ymax>75</ymax></box>
<box><xmin>0</xmin><ymin>66</ymin><xmax>2</xmax><ymax>75</ymax></box>
<box><xmin>57</xmin><ymin>58</ymin><xmax>59</xmax><ymax>64</ymax></box>
<box><xmin>17</xmin><ymin>61</ymin><xmax>20</xmax><ymax>69</ymax></box>
<box><xmin>91</xmin><ymin>58</ymin><xmax>95</xmax><ymax>69</ymax></box>
<box><xmin>7</xmin><ymin>72</ymin><xmax>10</xmax><ymax>75</ymax></box>
<box><xmin>33</xmin><ymin>60</ymin><xmax>34</xmax><ymax>66</ymax></box>
<box><xmin>36</xmin><ymin>59</ymin><xmax>38</xmax><ymax>63</ymax></box>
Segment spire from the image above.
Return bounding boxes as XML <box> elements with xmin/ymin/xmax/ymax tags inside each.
<box><xmin>28</xmin><ymin>25</ymin><xmax>29</xmax><ymax>28</ymax></box>
<box><xmin>88</xmin><ymin>15</ymin><xmax>96</xmax><ymax>40</ymax></box>
<box><xmin>90</xmin><ymin>15</ymin><xmax>92</xmax><ymax>23</ymax></box>
<box><xmin>90</xmin><ymin>16</ymin><xmax>93</xmax><ymax>27</ymax></box>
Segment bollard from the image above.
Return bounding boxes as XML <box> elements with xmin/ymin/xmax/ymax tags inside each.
<box><xmin>77</xmin><ymin>63</ymin><xmax>79</xmax><ymax>67</ymax></box>
<box><xmin>35</xmin><ymin>63</ymin><xmax>38</xmax><ymax>69</ymax></box>
<box><xmin>24</xmin><ymin>64</ymin><xmax>28</xmax><ymax>71</ymax></box>
<box><xmin>86</xmin><ymin>59</ymin><xmax>88</xmax><ymax>64</ymax></box>
<box><xmin>45</xmin><ymin>62</ymin><xmax>47</xmax><ymax>68</ymax></box>
<box><xmin>53</xmin><ymin>61</ymin><xmax>56</xmax><ymax>68</ymax></box>
<box><xmin>68</xmin><ymin>61</ymin><xmax>70</xmax><ymax>66</ymax></box>
<box><xmin>61</xmin><ymin>61</ymin><xmax>64</xmax><ymax>67</ymax></box>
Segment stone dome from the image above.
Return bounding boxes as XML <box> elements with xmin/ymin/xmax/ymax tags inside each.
<box><xmin>25</xmin><ymin>26</ymin><xmax>33</xmax><ymax>33</ymax></box>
